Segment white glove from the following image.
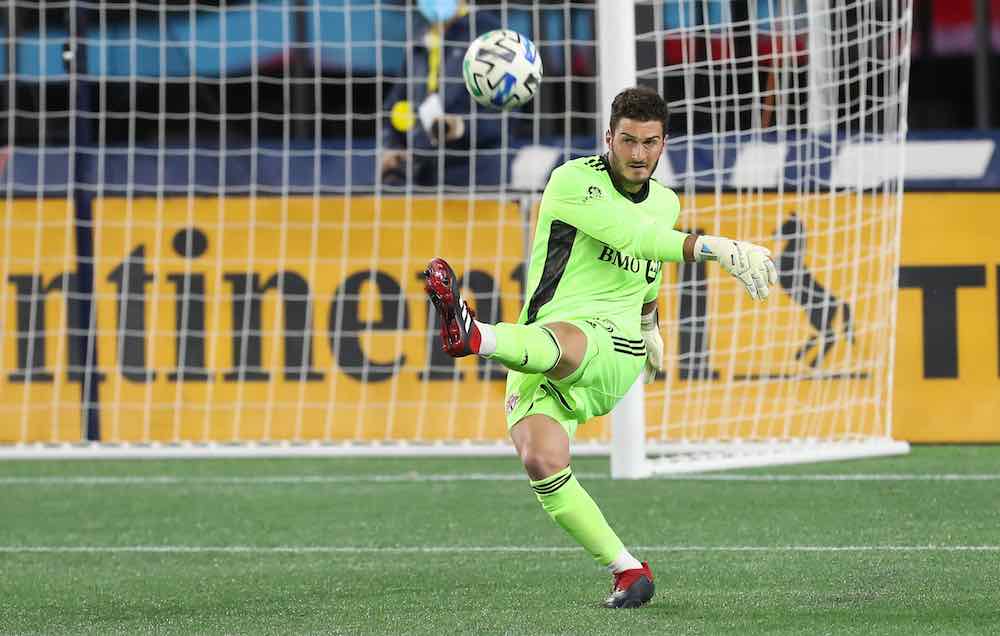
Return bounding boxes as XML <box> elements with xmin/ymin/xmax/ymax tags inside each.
<box><xmin>694</xmin><ymin>235</ymin><xmax>778</xmax><ymax>301</ymax></box>
<box><xmin>640</xmin><ymin>307</ymin><xmax>663</xmax><ymax>384</ymax></box>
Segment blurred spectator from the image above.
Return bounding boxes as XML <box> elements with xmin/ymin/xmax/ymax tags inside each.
<box><xmin>379</xmin><ymin>0</ymin><xmax>502</xmax><ymax>188</ymax></box>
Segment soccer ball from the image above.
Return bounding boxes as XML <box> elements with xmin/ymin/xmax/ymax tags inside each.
<box><xmin>462</xmin><ymin>29</ymin><xmax>543</xmax><ymax>110</ymax></box>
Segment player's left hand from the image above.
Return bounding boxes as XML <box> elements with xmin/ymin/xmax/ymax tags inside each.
<box><xmin>640</xmin><ymin>309</ymin><xmax>663</xmax><ymax>384</ymax></box>
<box><xmin>694</xmin><ymin>235</ymin><xmax>778</xmax><ymax>301</ymax></box>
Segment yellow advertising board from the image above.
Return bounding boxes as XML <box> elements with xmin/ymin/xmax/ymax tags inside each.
<box><xmin>91</xmin><ymin>196</ymin><xmax>526</xmax><ymax>443</ymax></box>
<box><xmin>662</xmin><ymin>192</ymin><xmax>999</xmax><ymax>442</ymax></box>
<box><xmin>88</xmin><ymin>192</ymin><xmax>899</xmax><ymax>444</ymax></box>
<box><xmin>0</xmin><ymin>199</ymin><xmax>82</xmax><ymax>442</ymax></box>
<box><xmin>2</xmin><ymin>192</ymin><xmax>997</xmax><ymax>444</ymax></box>
<box><xmin>647</xmin><ymin>191</ymin><xmax>897</xmax><ymax>442</ymax></box>
<box><xmin>895</xmin><ymin>193</ymin><xmax>1000</xmax><ymax>441</ymax></box>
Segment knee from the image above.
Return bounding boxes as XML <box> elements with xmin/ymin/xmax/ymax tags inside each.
<box><xmin>519</xmin><ymin>445</ymin><xmax>569</xmax><ymax>482</ymax></box>
<box><xmin>510</xmin><ymin>414</ymin><xmax>571</xmax><ymax>481</ymax></box>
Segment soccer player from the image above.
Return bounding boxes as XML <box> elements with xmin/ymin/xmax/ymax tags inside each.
<box><xmin>423</xmin><ymin>87</ymin><xmax>777</xmax><ymax>608</ymax></box>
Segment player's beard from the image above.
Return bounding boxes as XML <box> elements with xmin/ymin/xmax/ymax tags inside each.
<box><xmin>609</xmin><ymin>149</ymin><xmax>660</xmax><ymax>190</ymax></box>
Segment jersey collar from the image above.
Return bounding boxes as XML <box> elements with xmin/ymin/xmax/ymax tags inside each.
<box><xmin>600</xmin><ymin>153</ymin><xmax>650</xmax><ymax>204</ymax></box>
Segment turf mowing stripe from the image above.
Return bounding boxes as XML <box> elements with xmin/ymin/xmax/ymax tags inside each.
<box><xmin>0</xmin><ymin>473</ymin><xmax>552</xmax><ymax>485</ymax></box>
<box><xmin>1</xmin><ymin>545</ymin><xmax>999</xmax><ymax>554</ymax></box>
<box><xmin>656</xmin><ymin>474</ymin><xmax>1000</xmax><ymax>481</ymax></box>
<box><xmin>1</xmin><ymin>473</ymin><xmax>999</xmax><ymax>485</ymax></box>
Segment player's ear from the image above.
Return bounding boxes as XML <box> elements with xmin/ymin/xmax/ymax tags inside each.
<box><xmin>605</xmin><ymin>128</ymin><xmax>612</xmax><ymax>148</ymax></box>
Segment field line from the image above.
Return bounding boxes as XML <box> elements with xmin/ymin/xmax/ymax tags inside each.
<box><xmin>2</xmin><ymin>545</ymin><xmax>999</xmax><ymax>554</ymax></box>
<box><xmin>1</xmin><ymin>473</ymin><xmax>1000</xmax><ymax>485</ymax></box>
<box><xmin>0</xmin><ymin>473</ymin><xmax>548</xmax><ymax>485</ymax></box>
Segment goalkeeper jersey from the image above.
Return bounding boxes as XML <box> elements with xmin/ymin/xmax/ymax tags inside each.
<box><xmin>516</xmin><ymin>154</ymin><xmax>685</xmax><ymax>334</ymax></box>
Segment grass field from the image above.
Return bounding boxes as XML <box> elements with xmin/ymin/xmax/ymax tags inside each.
<box><xmin>1</xmin><ymin>445</ymin><xmax>998</xmax><ymax>635</ymax></box>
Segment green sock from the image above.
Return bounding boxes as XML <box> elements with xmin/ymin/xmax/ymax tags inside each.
<box><xmin>487</xmin><ymin>323</ymin><xmax>561</xmax><ymax>374</ymax></box>
<box><xmin>530</xmin><ymin>466</ymin><xmax>625</xmax><ymax>567</ymax></box>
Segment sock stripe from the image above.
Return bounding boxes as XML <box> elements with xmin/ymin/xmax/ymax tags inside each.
<box><xmin>530</xmin><ymin>466</ymin><xmax>571</xmax><ymax>488</ymax></box>
<box><xmin>530</xmin><ymin>467</ymin><xmax>571</xmax><ymax>489</ymax></box>
<box><xmin>612</xmin><ymin>345</ymin><xmax>646</xmax><ymax>357</ymax></box>
<box><xmin>611</xmin><ymin>336</ymin><xmax>644</xmax><ymax>345</ymax></box>
<box><xmin>611</xmin><ymin>341</ymin><xmax>645</xmax><ymax>352</ymax></box>
<box><xmin>531</xmin><ymin>473</ymin><xmax>572</xmax><ymax>495</ymax></box>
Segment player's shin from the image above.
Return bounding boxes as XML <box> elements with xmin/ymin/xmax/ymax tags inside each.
<box><xmin>530</xmin><ymin>467</ymin><xmax>640</xmax><ymax>571</ymax></box>
<box><xmin>478</xmin><ymin>322</ymin><xmax>561</xmax><ymax>373</ymax></box>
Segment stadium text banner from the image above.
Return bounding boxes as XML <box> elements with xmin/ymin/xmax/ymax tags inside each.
<box><xmin>3</xmin><ymin>194</ymin><xmax>997</xmax><ymax>444</ymax></box>
<box><xmin>90</xmin><ymin>196</ymin><xmax>526</xmax><ymax>443</ymax></box>
<box><xmin>84</xmin><ymin>193</ymin><xmax>936</xmax><ymax>444</ymax></box>
<box><xmin>662</xmin><ymin>192</ymin><xmax>1000</xmax><ymax>443</ymax></box>
<box><xmin>0</xmin><ymin>199</ymin><xmax>82</xmax><ymax>442</ymax></box>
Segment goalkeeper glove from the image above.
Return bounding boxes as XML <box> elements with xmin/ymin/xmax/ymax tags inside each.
<box><xmin>693</xmin><ymin>235</ymin><xmax>778</xmax><ymax>301</ymax></box>
<box><xmin>640</xmin><ymin>307</ymin><xmax>663</xmax><ymax>384</ymax></box>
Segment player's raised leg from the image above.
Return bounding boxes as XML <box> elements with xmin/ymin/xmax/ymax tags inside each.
<box><xmin>510</xmin><ymin>413</ymin><xmax>654</xmax><ymax>608</ymax></box>
<box><xmin>423</xmin><ymin>257</ymin><xmax>564</xmax><ymax>374</ymax></box>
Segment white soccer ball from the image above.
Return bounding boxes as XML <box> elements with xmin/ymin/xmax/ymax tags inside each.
<box><xmin>462</xmin><ymin>29</ymin><xmax>543</xmax><ymax>110</ymax></box>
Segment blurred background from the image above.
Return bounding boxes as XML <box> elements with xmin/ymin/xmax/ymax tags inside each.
<box><xmin>1</xmin><ymin>6</ymin><xmax>996</xmax><ymax>630</ymax></box>
<box><xmin>1</xmin><ymin>0</ymin><xmax>997</xmax><ymax>149</ymax></box>
<box><xmin>0</xmin><ymin>2</ymin><xmax>995</xmax><ymax>448</ymax></box>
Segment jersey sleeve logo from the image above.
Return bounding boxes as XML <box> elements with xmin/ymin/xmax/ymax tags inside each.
<box><xmin>584</xmin><ymin>185</ymin><xmax>604</xmax><ymax>202</ymax></box>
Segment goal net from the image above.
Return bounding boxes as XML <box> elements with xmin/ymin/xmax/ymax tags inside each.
<box><xmin>613</xmin><ymin>0</ymin><xmax>913</xmax><ymax>475</ymax></box>
<box><xmin>0</xmin><ymin>0</ymin><xmax>911</xmax><ymax>469</ymax></box>
<box><xmin>0</xmin><ymin>1</ymin><xmax>598</xmax><ymax>456</ymax></box>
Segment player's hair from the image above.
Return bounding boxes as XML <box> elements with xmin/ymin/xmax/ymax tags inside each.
<box><xmin>609</xmin><ymin>86</ymin><xmax>669</xmax><ymax>135</ymax></box>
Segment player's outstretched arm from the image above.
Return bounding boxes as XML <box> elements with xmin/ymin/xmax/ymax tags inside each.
<box><xmin>540</xmin><ymin>166</ymin><xmax>689</xmax><ymax>263</ymax></box>
<box><xmin>689</xmin><ymin>235</ymin><xmax>778</xmax><ymax>301</ymax></box>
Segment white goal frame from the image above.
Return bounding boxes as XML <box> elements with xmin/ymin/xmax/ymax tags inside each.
<box><xmin>605</xmin><ymin>0</ymin><xmax>911</xmax><ymax>477</ymax></box>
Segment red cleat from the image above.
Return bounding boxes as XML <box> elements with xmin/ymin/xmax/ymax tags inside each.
<box><xmin>422</xmin><ymin>257</ymin><xmax>481</xmax><ymax>357</ymax></box>
<box><xmin>603</xmin><ymin>561</ymin><xmax>655</xmax><ymax>608</ymax></box>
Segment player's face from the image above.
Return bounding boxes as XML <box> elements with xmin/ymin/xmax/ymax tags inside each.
<box><xmin>606</xmin><ymin>118</ymin><xmax>666</xmax><ymax>189</ymax></box>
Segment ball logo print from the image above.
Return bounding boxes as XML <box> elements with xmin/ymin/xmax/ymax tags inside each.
<box><xmin>522</xmin><ymin>35</ymin><xmax>537</xmax><ymax>64</ymax></box>
<box><xmin>463</xmin><ymin>29</ymin><xmax>543</xmax><ymax>110</ymax></box>
<box><xmin>492</xmin><ymin>74</ymin><xmax>519</xmax><ymax>108</ymax></box>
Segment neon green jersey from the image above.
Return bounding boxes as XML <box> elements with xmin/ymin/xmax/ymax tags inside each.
<box><xmin>516</xmin><ymin>154</ymin><xmax>685</xmax><ymax>333</ymax></box>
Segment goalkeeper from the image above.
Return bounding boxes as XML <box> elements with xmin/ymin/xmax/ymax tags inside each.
<box><xmin>423</xmin><ymin>87</ymin><xmax>776</xmax><ymax>608</ymax></box>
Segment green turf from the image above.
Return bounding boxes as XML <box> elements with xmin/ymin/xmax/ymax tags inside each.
<box><xmin>0</xmin><ymin>446</ymin><xmax>998</xmax><ymax>634</ymax></box>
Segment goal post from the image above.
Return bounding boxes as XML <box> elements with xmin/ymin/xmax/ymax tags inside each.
<box><xmin>607</xmin><ymin>0</ymin><xmax>912</xmax><ymax>476</ymax></box>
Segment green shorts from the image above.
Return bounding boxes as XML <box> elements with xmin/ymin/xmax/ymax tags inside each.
<box><xmin>504</xmin><ymin>317</ymin><xmax>646</xmax><ymax>439</ymax></box>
